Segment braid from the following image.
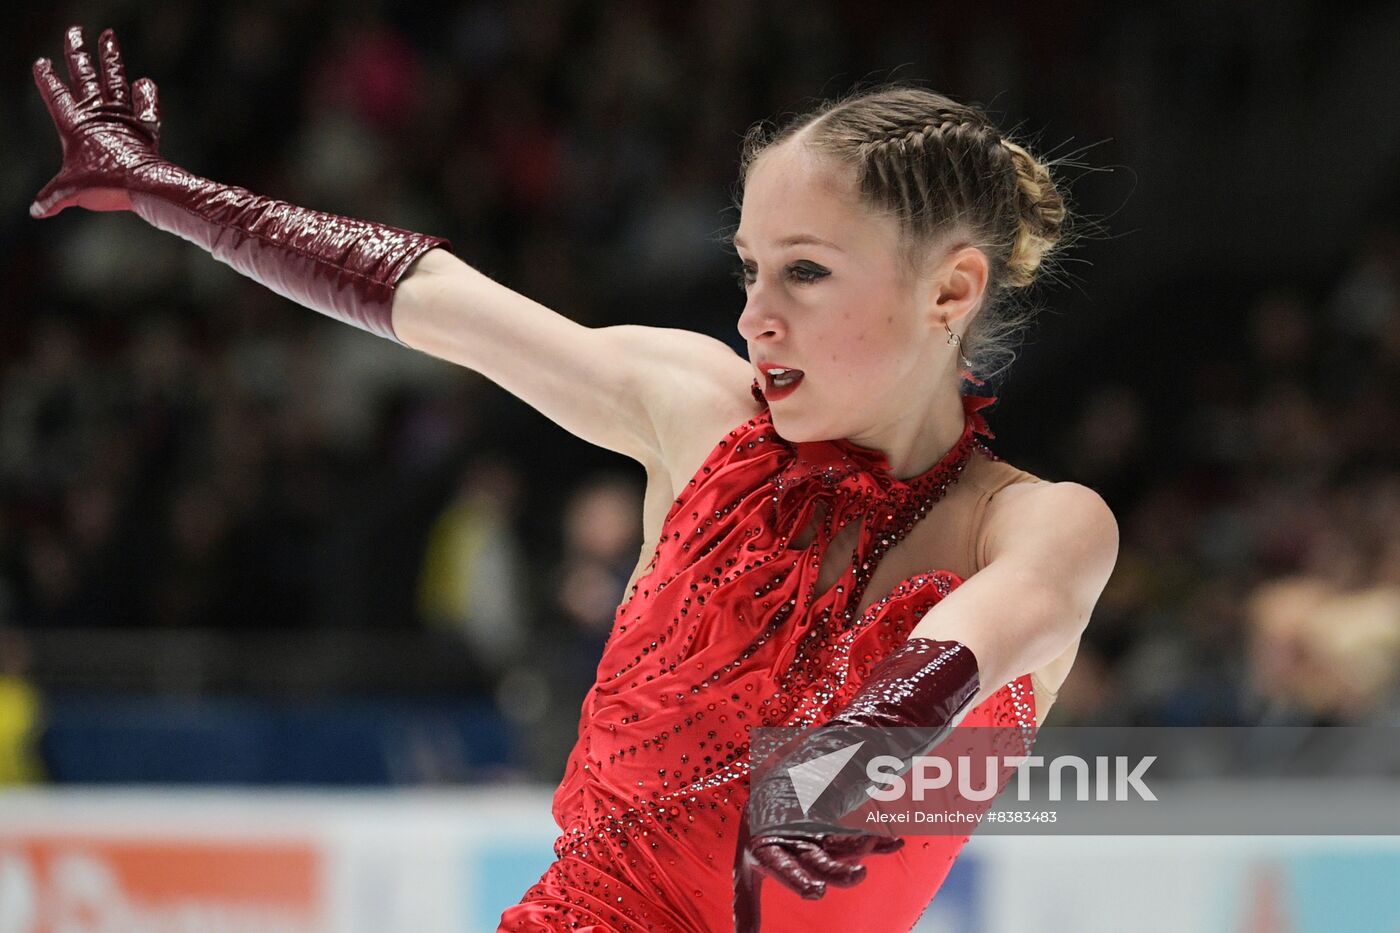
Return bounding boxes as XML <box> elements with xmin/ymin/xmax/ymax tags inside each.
<box><xmin>858</xmin><ymin>116</ymin><xmax>1013</xmax><ymax>264</ymax></box>
<box><xmin>863</xmin><ymin>120</ymin><xmax>945</xmax><ymax>151</ymax></box>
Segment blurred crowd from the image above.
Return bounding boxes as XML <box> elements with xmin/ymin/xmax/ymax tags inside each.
<box><xmin>1</xmin><ymin>1</ymin><xmax>1399</xmax><ymax>784</ymax></box>
<box><xmin>1053</xmin><ymin>227</ymin><xmax>1400</xmax><ymax>730</ymax></box>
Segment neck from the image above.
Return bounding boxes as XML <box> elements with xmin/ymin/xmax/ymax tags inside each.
<box><xmin>845</xmin><ymin>382</ymin><xmax>969</xmax><ymax>480</ymax></box>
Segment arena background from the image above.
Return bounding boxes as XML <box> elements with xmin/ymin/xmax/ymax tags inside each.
<box><xmin>2</xmin><ymin>1</ymin><xmax>1399</xmax><ymax>930</ymax></box>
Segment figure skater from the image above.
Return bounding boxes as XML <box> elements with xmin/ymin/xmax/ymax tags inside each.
<box><xmin>30</xmin><ymin>25</ymin><xmax>1118</xmax><ymax>932</ymax></box>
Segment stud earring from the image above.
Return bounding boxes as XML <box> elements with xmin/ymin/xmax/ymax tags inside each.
<box><xmin>943</xmin><ymin>318</ymin><xmax>973</xmax><ymax>369</ymax></box>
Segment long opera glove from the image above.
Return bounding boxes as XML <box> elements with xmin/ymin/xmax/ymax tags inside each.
<box><xmin>733</xmin><ymin>637</ymin><xmax>981</xmax><ymax>932</ymax></box>
<box><xmin>30</xmin><ymin>25</ymin><xmax>449</xmax><ymax>343</ymax></box>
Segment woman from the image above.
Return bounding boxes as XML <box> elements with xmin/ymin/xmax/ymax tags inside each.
<box><xmin>30</xmin><ymin>25</ymin><xmax>1118</xmax><ymax>932</ymax></box>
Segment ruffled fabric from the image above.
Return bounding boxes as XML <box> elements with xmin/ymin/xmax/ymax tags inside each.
<box><xmin>749</xmin><ymin>378</ymin><xmax>999</xmax><ymax>536</ymax></box>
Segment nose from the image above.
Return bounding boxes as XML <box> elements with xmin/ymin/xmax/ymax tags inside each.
<box><xmin>736</xmin><ymin>294</ymin><xmax>785</xmax><ymax>344</ymax></box>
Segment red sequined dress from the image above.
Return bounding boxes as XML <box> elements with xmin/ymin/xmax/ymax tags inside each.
<box><xmin>499</xmin><ymin>383</ymin><xmax>1040</xmax><ymax>932</ymax></box>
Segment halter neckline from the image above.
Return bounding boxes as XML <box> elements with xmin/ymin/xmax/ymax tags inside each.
<box><xmin>749</xmin><ymin>378</ymin><xmax>998</xmax><ymax>524</ymax></box>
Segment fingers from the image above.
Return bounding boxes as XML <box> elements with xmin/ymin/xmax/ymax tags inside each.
<box><xmin>871</xmin><ymin>835</ymin><xmax>905</xmax><ymax>855</ymax></box>
<box><xmin>30</xmin><ymin>174</ymin><xmax>70</xmax><ymax>220</ymax></box>
<box><xmin>63</xmin><ymin>25</ymin><xmax>103</xmax><ymax>103</ymax></box>
<box><xmin>817</xmin><ymin>832</ymin><xmax>903</xmax><ymax>860</ymax></box>
<box><xmin>796</xmin><ymin>844</ymin><xmax>865</xmax><ymax>887</ymax></box>
<box><xmin>32</xmin><ymin>58</ymin><xmax>75</xmax><ymax>128</ymax></box>
<box><xmin>132</xmin><ymin>77</ymin><xmax>160</xmax><ymax>142</ymax></box>
<box><xmin>753</xmin><ymin>843</ymin><xmax>826</xmax><ymax>900</ymax></box>
<box><xmin>746</xmin><ymin>834</ymin><xmax>898</xmax><ymax>902</ymax></box>
<box><xmin>97</xmin><ymin>28</ymin><xmax>130</xmax><ymax>107</ymax></box>
<box><xmin>819</xmin><ymin>834</ymin><xmax>880</xmax><ymax>857</ymax></box>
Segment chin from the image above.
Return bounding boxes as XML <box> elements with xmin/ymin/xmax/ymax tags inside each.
<box><xmin>767</xmin><ymin>409</ymin><xmax>836</xmax><ymax>444</ymax></box>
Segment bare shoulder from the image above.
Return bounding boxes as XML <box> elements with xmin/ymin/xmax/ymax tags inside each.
<box><xmin>606</xmin><ymin>325</ymin><xmax>762</xmax><ymax>477</ymax></box>
<box><xmin>983</xmin><ymin>479</ymin><xmax>1120</xmax><ymax>599</ymax></box>
<box><xmin>606</xmin><ymin>324</ymin><xmax>752</xmax><ymax>385</ymax></box>
<box><xmin>607</xmin><ymin>325</ymin><xmax>761</xmax><ymax>545</ymax></box>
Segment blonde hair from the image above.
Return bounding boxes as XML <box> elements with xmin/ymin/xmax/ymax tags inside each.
<box><xmin>734</xmin><ymin>83</ymin><xmax>1074</xmax><ymax>382</ymax></box>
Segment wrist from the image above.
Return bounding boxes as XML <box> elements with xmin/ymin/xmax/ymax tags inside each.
<box><xmin>828</xmin><ymin>637</ymin><xmax>980</xmax><ymax>732</ymax></box>
<box><xmin>748</xmin><ymin>638</ymin><xmax>981</xmax><ymax>835</ymax></box>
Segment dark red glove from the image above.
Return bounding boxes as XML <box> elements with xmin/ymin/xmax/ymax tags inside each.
<box><xmin>733</xmin><ymin>637</ymin><xmax>981</xmax><ymax>933</ymax></box>
<box><xmin>30</xmin><ymin>25</ymin><xmax>450</xmax><ymax>343</ymax></box>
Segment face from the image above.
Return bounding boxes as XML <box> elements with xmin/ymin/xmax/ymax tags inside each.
<box><xmin>733</xmin><ymin>142</ymin><xmax>973</xmax><ymax>442</ymax></box>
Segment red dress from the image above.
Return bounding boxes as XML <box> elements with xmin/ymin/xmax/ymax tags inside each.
<box><xmin>499</xmin><ymin>383</ymin><xmax>1039</xmax><ymax>932</ymax></box>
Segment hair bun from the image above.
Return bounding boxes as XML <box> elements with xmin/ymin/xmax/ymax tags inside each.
<box><xmin>1000</xmin><ymin>139</ymin><xmax>1067</xmax><ymax>289</ymax></box>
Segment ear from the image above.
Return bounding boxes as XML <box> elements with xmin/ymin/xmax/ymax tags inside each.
<box><xmin>925</xmin><ymin>244</ymin><xmax>989</xmax><ymax>328</ymax></box>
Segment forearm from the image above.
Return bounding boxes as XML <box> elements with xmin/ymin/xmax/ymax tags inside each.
<box><xmin>127</xmin><ymin>161</ymin><xmax>450</xmax><ymax>343</ymax></box>
<box><xmin>828</xmin><ymin>638</ymin><xmax>980</xmax><ymax>733</ymax></box>
<box><xmin>385</xmin><ymin>247</ymin><xmax>573</xmax><ymax>377</ymax></box>
<box><xmin>386</xmin><ymin>244</ymin><xmax>466</xmax><ymax>351</ymax></box>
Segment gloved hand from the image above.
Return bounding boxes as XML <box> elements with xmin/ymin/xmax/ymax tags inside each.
<box><xmin>733</xmin><ymin>637</ymin><xmax>981</xmax><ymax>933</ymax></box>
<box><xmin>30</xmin><ymin>26</ymin><xmax>162</xmax><ymax>217</ymax></box>
<box><xmin>733</xmin><ymin>815</ymin><xmax>905</xmax><ymax>933</ymax></box>
<box><xmin>30</xmin><ymin>25</ymin><xmax>450</xmax><ymax>343</ymax></box>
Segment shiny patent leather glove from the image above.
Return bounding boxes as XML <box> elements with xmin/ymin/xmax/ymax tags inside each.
<box><xmin>30</xmin><ymin>25</ymin><xmax>450</xmax><ymax>342</ymax></box>
<box><xmin>733</xmin><ymin>637</ymin><xmax>981</xmax><ymax>933</ymax></box>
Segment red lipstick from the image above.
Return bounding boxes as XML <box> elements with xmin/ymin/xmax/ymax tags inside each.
<box><xmin>758</xmin><ymin>363</ymin><xmax>805</xmax><ymax>401</ymax></box>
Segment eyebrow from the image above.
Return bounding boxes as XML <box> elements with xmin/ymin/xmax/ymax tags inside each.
<box><xmin>730</xmin><ymin>233</ymin><xmax>844</xmax><ymax>252</ymax></box>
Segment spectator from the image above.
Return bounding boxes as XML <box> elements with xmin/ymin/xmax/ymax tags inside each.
<box><xmin>417</xmin><ymin>452</ymin><xmax>530</xmax><ymax>674</ymax></box>
<box><xmin>0</xmin><ymin>628</ymin><xmax>44</xmax><ymax>784</ymax></box>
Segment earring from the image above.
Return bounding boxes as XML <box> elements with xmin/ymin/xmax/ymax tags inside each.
<box><xmin>943</xmin><ymin>318</ymin><xmax>973</xmax><ymax>369</ymax></box>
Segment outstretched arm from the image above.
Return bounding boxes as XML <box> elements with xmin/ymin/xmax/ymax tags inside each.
<box><xmin>30</xmin><ymin>25</ymin><xmax>756</xmax><ymax>467</ymax></box>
